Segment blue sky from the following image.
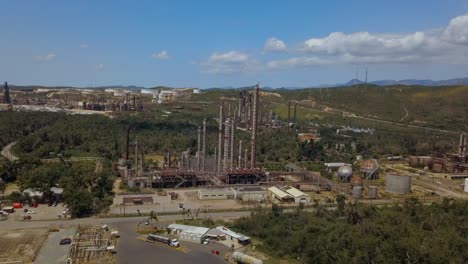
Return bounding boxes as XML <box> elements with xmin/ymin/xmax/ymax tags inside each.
<box><xmin>1</xmin><ymin>0</ymin><xmax>468</xmax><ymax>88</ymax></box>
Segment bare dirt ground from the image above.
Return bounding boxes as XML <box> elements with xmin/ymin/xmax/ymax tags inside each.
<box><xmin>0</xmin><ymin>228</ymin><xmax>48</xmax><ymax>263</ymax></box>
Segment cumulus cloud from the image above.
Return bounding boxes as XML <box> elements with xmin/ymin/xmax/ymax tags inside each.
<box><xmin>80</xmin><ymin>43</ymin><xmax>89</xmax><ymax>49</ymax></box>
<box><xmin>264</xmin><ymin>37</ymin><xmax>287</xmax><ymax>52</ymax></box>
<box><xmin>268</xmin><ymin>13</ymin><xmax>468</xmax><ymax>69</ymax></box>
<box><xmin>201</xmin><ymin>51</ymin><xmax>259</xmax><ymax>74</ymax></box>
<box><xmin>152</xmin><ymin>50</ymin><xmax>170</xmax><ymax>60</ymax></box>
<box><xmin>442</xmin><ymin>14</ymin><xmax>468</xmax><ymax>44</ymax></box>
<box><xmin>34</xmin><ymin>53</ymin><xmax>56</xmax><ymax>61</ymax></box>
<box><xmin>95</xmin><ymin>64</ymin><xmax>104</xmax><ymax>70</ymax></box>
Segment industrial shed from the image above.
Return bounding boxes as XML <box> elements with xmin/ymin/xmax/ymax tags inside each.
<box><xmin>216</xmin><ymin>226</ymin><xmax>251</xmax><ymax>245</ymax></box>
<box><xmin>167</xmin><ymin>224</ymin><xmax>209</xmax><ymax>242</ymax></box>
<box><xmin>232</xmin><ymin>187</ymin><xmax>267</xmax><ymax>202</ymax></box>
<box><xmin>197</xmin><ymin>188</ymin><xmax>235</xmax><ymax>200</ymax></box>
<box><xmin>283</xmin><ymin>186</ymin><xmax>310</xmax><ymax>203</ymax></box>
<box><xmin>267</xmin><ymin>187</ymin><xmax>294</xmax><ymax>203</ymax></box>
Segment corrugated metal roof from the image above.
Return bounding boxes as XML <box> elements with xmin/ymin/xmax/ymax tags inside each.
<box><xmin>284</xmin><ymin>187</ymin><xmax>308</xmax><ymax>198</ymax></box>
<box><xmin>268</xmin><ymin>186</ymin><xmax>291</xmax><ymax>199</ymax></box>
<box><xmin>216</xmin><ymin>226</ymin><xmax>249</xmax><ymax>240</ymax></box>
<box><xmin>168</xmin><ymin>224</ymin><xmax>209</xmax><ymax>236</ymax></box>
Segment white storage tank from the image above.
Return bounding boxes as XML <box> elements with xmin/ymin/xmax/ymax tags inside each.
<box><xmin>368</xmin><ymin>186</ymin><xmax>378</xmax><ymax>199</ymax></box>
<box><xmin>337</xmin><ymin>165</ymin><xmax>353</xmax><ymax>182</ymax></box>
<box><xmin>232</xmin><ymin>252</ymin><xmax>263</xmax><ymax>264</ymax></box>
<box><xmin>464</xmin><ymin>178</ymin><xmax>468</xmax><ymax>193</ymax></box>
<box><xmin>352</xmin><ymin>186</ymin><xmax>363</xmax><ymax>199</ymax></box>
<box><xmin>385</xmin><ymin>173</ymin><xmax>411</xmax><ymax>194</ymax></box>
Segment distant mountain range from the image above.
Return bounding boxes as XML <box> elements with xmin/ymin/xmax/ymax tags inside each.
<box><xmin>8</xmin><ymin>76</ymin><xmax>468</xmax><ymax>91</ymax></box>
<box><xmin>344</xmin><ymin>77</ymin><xmax>468</xmax><ymax>87</ymax></box>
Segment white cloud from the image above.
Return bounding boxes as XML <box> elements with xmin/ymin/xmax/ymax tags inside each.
<box><xmin>96</xmin><ymin>64</ymin><xmax>104</xmax><ymax>70</ymax></box>
<box><xmin>152</xmin><ymin>50</ymin><xmax>170</xmax><ymax>60</ymax></box>
<box><xmin>34</xmin><ymin>53</ymin><xmax>56</xmax><ymax>61</ymax></box>
<box><xmin>442</xmin><ymin>14</ymin><xmax>468</xmax><ymax>44</ymax></box>
<box><xmin>201</xmin><ymin>51</ymin><xmax>258</xmax><ymax>74</ymax></box>
<box><xmin>208</xmin><ymin>51</ymin><xmax>249</xmax><ymax>63</ymax></box>
<box><xmin>267</xmin><ymin>56</ymin><xmax>332</xmax><ymax>69</ymax></box>
<box><xmin>264</xmin><ymin>37</ymin><xmax>287</xmax><ymax>52</ymax></box>
<box><xmin>267</xmin><ymin>13</ymin><xmax>468</xmax><ymax>69</ymax></box>
<box><xmin>80</xmin><ymin>44</ymin><xmax>89</xmax><ymax>49</ymax></box>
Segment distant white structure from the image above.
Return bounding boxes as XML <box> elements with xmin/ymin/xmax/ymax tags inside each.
<box><xmin>464</xmin><ymin>178</ymin><xmax>468</xmax><ymax>193</ymax></box>
<box><xmin>158</xmin><ymin>90</ymin><xmax>179</xmax><ymax>104</ymax></box>
<box><xmin>141</xmin><ymin>88</ymin><xmax>158</xmax><ymax>94</ymax></box>
<box><xmin>167</xmin><ymin>224</ymin><xmax>209</xmax><ymax>243</ymax></box>
<box><xmin>193</xmin><ymin>88</ymin><xmax>201</xmax><ymax>94</ymax></box>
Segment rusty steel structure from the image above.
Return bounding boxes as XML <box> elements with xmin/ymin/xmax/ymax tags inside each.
<box><xmin>250</xmin><ymin>83</ymin><xmax>259</xmax><ymax>168</ymax></box>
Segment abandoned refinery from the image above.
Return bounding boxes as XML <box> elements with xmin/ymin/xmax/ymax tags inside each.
<box><xmin>2</xmin><ymin>2</ymin><xmax>468</xmax><ymax>264</ymax></box>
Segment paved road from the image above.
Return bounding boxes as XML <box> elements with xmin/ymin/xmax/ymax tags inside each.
<box><xmin>1</xmin><ymin>142</ymin><xmax>18</xmax><ymax>161</ymax></box>
<box><xmin>35</xmin><ymin>227</ymin><xmax>76</xmax><ymax>264</ymax></box>
<box><xmin>0</xmin><ymin>211</ymin><xmax>252</xmax><ymax>230</ymax></box>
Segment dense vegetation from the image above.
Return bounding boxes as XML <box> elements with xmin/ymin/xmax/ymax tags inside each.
<box><xmin>232</xmin><ymin>198</ymin><xmax>468</xmax><ymax>264</ymax></box>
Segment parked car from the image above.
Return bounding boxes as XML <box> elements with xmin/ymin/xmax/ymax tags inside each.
<box><xmin>60</xmin><ymin>238</ymin><xmax>72</xmax><ymax>245</ymax></box>
<box><xmin>27</xmin><ymin>210</ymin><xmax>37</xmax><ymax>214</ymax></box>
<box><xmin>203</xmin><ymin>238</ymin><xmax>210</xmax><ymax>245</ymax></box>
<box><xmin>0</xmin><ymin>210</ymin><xmax>9</xmax><ymax>216</ymax></box>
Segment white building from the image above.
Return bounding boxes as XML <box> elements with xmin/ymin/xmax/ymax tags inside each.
<box><xmin>282</xmin><ymin>186</ymin><xmax>310</xmax><ymax>203</ymax></box>
<box><xmin>216</xmin><ymin>226</ymin><xmax>251</xmax><ymax>245</ymax></box>
<box><xmin>232</xmin><ymin>187</ymin><xmax>266</xmax><ymax>202</ymax></box>
<box><xmin>267</xmin><ymin>187</ymin><xmax>294</xmax><ymax>203</ymax></box>
<box><xmin>197</xmin><ymin>188</ymin><xmax>235</xmax><ymax>200</ymax></box>
<box><xmin>168</xmin><ymin>224</ymin><xmax>209</xmax><ymax>242</ymax></box>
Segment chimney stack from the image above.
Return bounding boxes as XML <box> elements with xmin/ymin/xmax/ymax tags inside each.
<box><xmin>250</xmin><ymin>84</ymin><xmax>260</xmax><ymax>168</ymax></box>
<box><xmin>202</xmin><ymin>119</ymin><xmax>206</xmax><ymax>171</ymax></box>
<box><xmin>217</xmin><ymin>103</ymin><xmax>224</xmax><ymax>175</ymax></box>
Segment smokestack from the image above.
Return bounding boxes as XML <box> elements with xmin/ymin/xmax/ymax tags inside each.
<box><xmin>238</xmin><ymin>140</ymin><xmax>243</xmax><ymax>168</ymax></box>
<box><xmin>217</xmin><ymin>103</ymin><xmax>224</xmax><ymax>175</ymax></box>
<box><xmin>250</xmin><ymin>84</ymin><xmax>260</xmax><ymax>168</ymax></box>
<box><xmin>459</xmin><ymin>134</ymin><xmax>465</xmax><ymax>157</ymax></box>
<box><xmin>197</xmin><ymin>126</ymin><xmax>201</xmax><ymax>170</ymax></box>
<box><xmin>244</xmin><ymin>148</ymin><xmax>248</xmax><ymax>169</ymax></box>
<box><xmin>213</xmin><ymin>147</ymin><xmax>217</xmax><ymax>172</ymax></box>
<box><xmin>202</xmin><ymin>119</ymin><xmax>206</xmax><ymax>171</ymax></box>
<box><xmin>230</xmin><ymin>119</ymin><xmax>235</xmax><ymax>169</ymax></box>
<box><xmin>125</xmin><ymin>126</ymin><xmax>131</xmax><ymax>160</ymax></box>
<box><xmin>287</xmin><ymin>102</ymin><xmax>291</xmax><ymax>130</ymax></box>
<box><xmin>223</xmin><ymin>118</ymin><xmax>230</xmax><ymax>171</ymax></box>
<box><xmin>3</xmin><ymin>82</ymin><xmax>10</xmax><ymax>104</ymax></box>
<box><xmin>293</xmin><ymin>102</ymin><xmax>297</xmax><ymax>130</ymax></box>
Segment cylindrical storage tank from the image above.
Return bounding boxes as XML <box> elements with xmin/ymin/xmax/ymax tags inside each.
<box><xmin>464</xmin><ymin>178</ymin><xmax>468</xmax><ymax>193</ymax></box>
<box><xmin>352</xmin><ymin>186</ymin><xmax>363</xmax><ymax>199</ymax></box>
<box><xmin>337</xmin><ymin>165</ymin><xmax>353</xmax><ymax>182</ymax></box>
<box><xmin>127</xmin><ymin>180</ymin><xmax>135</xmax><ymax>188</ymax></box>
<box><xmin>232</xmin><ymin>252</ymin><xmax>263</xmax><ymax>264</ymax></box>
<box><xmin>368</xmin><ymin>186</ymin><xmax>378</xmax><ymax>199</ymax></box>
<box><xmin>385</xmin><ymin>174</ymin><xmax>411</xmax><ymax>194</ymax></box>
<box><xmin>350</xmin><ymin>175</ymin><xmax>363</xmax><ymax>186</ymax></box>
<box><xmin>408</xmin><ymin>156</ymin><xmax>419</xmax><ymax>167</ymax></box>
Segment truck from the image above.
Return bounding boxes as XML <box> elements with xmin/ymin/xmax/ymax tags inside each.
<box><xmin>147</xmin><ymin>234</ymin><xmax>180</xmax><ymax>247</ymax></box>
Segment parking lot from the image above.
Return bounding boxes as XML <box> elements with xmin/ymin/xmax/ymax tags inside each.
<box><xmin>115</xmin><ymin>222</ymin><xmax>229</xmax><ymax>264</ymax></box>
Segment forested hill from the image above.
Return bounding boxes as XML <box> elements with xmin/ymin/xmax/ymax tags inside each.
<box><xmin>273</xmin><ymin>84</ymin><xmax>468</xmax><ymax>131</ymax></box>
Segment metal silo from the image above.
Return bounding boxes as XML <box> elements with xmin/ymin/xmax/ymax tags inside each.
<box><xmin>385</xmin><ymin>173</ymin><xmax>411</xmax><ymax>194</ymax></box>
<box><xmin>352</xmin><ymin>186</ymin><xmax>363</xmax><ymax>199</ymax></box>
<box><xmin>368</xmin><ymin>185</ymin><xmax>378</xmax><ymax>199</ymax></box>
<box><xmin>337</xmin><ymin>165</ymin><xmax>353</xmax><ymax>182</ymax></box>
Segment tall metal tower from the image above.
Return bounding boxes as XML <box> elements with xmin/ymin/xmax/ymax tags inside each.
<box><xmin>250</xmin><ymin>84</ymin><xmax>260</xmax><ymax>168</ymax></box>
<box><xmin>4</xmin><ymin>82</ymin><xmax>11</xmax><ymax>104</ymax></box>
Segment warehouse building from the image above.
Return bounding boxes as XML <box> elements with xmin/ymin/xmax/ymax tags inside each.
<box><xmin>167</xmin><ymin>224</ymin><xmax>209</xmax><ymax>243</ymax></box>
<box><xmin>283</xmin><ymin>186</ymin><xmax>310</xmax><ymax>203</ymax></box>
<box><xmin>216</xmin><ymin>226</ymin><xmax>251</xmax><ymax>245</ymax></box>
<box><xmin>197</xmin><ymin>188</ymin><xmax>235</xmax><ymax>200</ymax></box>
<box><xmin>267</xmin><ymin>187</ymin><xmax>294</xmax><ymax>203</ymax></box>
<box><xmin>232</xmin><ymin>187</ymin><xmax>266</xmax><ymax>202</ymax></box>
